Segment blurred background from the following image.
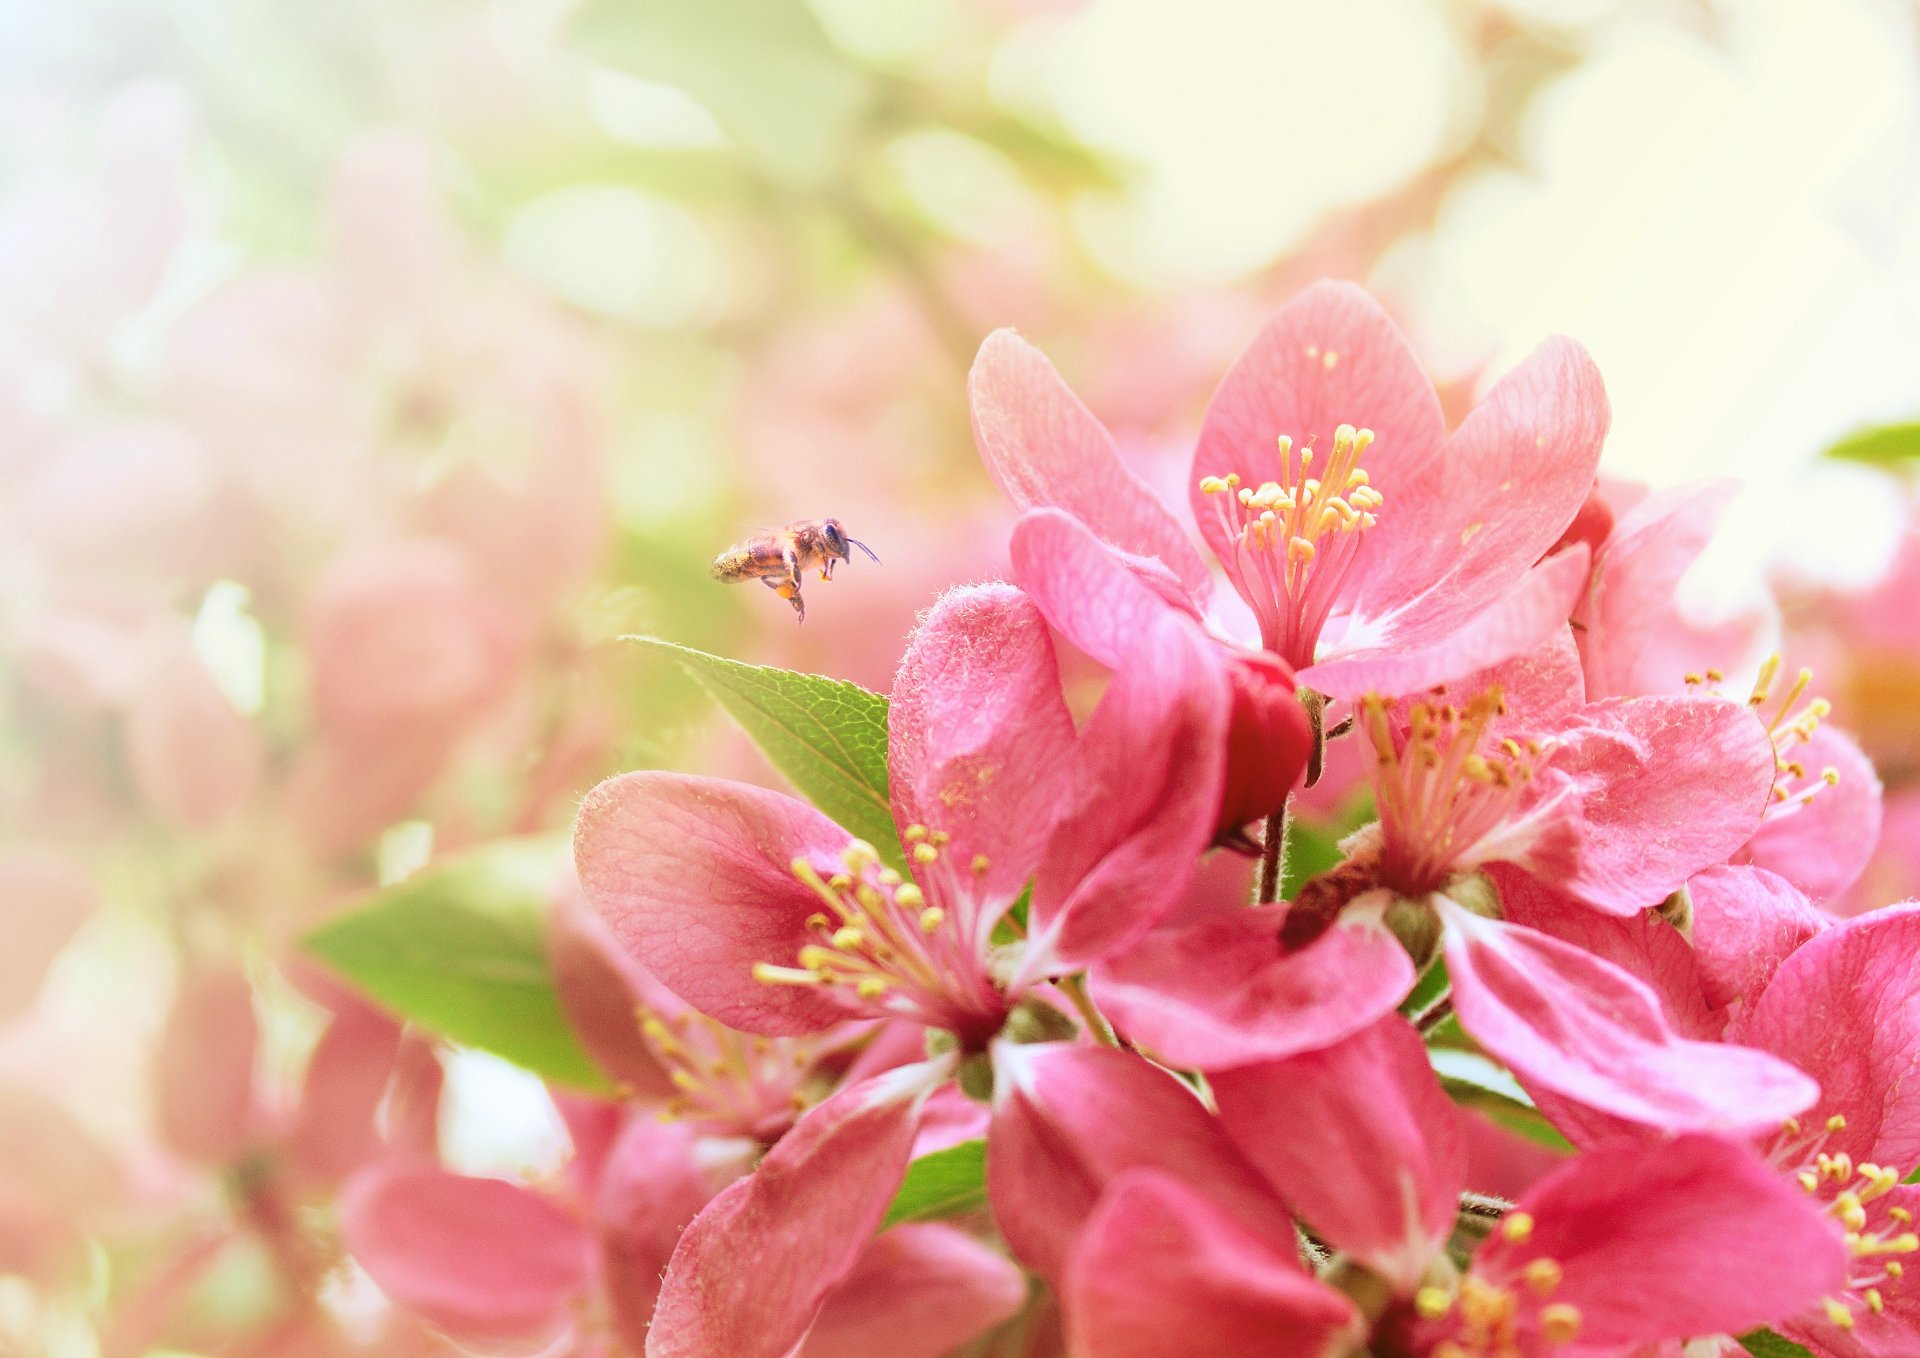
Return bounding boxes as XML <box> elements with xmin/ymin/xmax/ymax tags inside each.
<box><xmin>6</xmin><ymin>0</ymin><xmax>1920</xmax><ymax>1353</ymax></box>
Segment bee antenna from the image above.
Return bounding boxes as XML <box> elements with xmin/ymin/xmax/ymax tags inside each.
<box><xmin>847</xmin><ymin>537</ymin><xmax>880</xmax><ymax>564</ymax></box>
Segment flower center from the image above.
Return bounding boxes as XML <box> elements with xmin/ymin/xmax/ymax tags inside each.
<box><xmin>1416</xmin><ymin>1216</ymin><xmax>1583</xmax><ymax>1357</ymax></box>
<box><xmin>1768</xmin><ymin>1112</ymin><xmax>1918</xmax><ymax>1331</ymax></box>
<box><xmin>1199</xmin><ymin>423</ymin><xmax>1381</xmax><ymax>667</ymax></box>
<box><xmin>1365</xmin><ymin>688</ymin><xmax>1553</xmax><ymax>898</ymax></box>
<box><xmin>750</xmin><ymin>831</ymin><xmax>1009</xmax><ymax>1043</ymax></box>
<box><xmin>637</xmin><ymin>1004</ymin><xmax>816</xmax><ymax>1140</ymax></box>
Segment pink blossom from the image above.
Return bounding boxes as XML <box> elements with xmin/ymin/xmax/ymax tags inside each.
<box><xmin>971</xmin><ymin>280</ymin><xmax>1609</xmax><ymax>699</ymax></box>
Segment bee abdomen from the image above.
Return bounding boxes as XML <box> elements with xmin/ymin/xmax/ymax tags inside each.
<box><xmin>710</xmin><ymin>550</ymin><xmax>754</xmax><ymax>583</ymax></box>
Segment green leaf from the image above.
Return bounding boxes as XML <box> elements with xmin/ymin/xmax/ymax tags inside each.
<box><xmin>1738</xmin><ymin>1329</ymin><xmax>1816</xmax><ymax>1358</ymax></box>
<box><xmin>1431</xmin><ymin>1048</ymin><xmax>1574</xmax><ymax>1154</ymax></box>
<box><xmin>883</xmin><ymin>1140</ymin><xmax>988</xmax><ymax>1228</ymax></box>
<box><xmin>1821</xmin><ymin>420</ymin><xmax>1920</xmax><ymax>467</ymax></box>
<box><xmin>631</xmin><ymin>637</ymin><xmax>903</xmax><ymax>869</ymax></box>
<box><xmin>1279</xmin><ymin>816</ymin><xmax>1343</xmax><ymax>901</ymax></box>
<box><xmin>304</xmin><ymin>838</ymin><xmax>612</xmax><ymax>1094</ymax></box>
<box><xmin>569</xmin><ymin>0</ymin><xmax>875</xmax><ymax>184</ymax></box>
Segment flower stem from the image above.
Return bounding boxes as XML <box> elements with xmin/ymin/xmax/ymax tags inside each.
<box><xmin>1056</xmin><ymin>973</ymin><xmax>1119</xmax><ymax>1048</ymax></box>
<box><xmin>1256</xmin><ymin>800</ymin><xmax>1289</xmax><ymax>904</ymax></box>
<box><xmin>1412</xmin><ymin>990</ymin><xmax>1455</xmax><ymax>1037</ymax></box>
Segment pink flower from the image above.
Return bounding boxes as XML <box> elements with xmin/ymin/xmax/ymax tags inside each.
<box><xmin>971</xmin><ymin>280</ymin><xmax>1609</xmax><ymax>699</ymax></box>
<box><xmin>573</xmin><ymin>583</ymin><xmax>1230</xmax><ymax>1353</ymax></box>
<box><xmin>1061</xmin><ymin>1015</ymin><xmax>1844</xmax><ymax>1357</ymax></box>
<box><xmin>1092</xmin><ymin>631</ymin><xmax>1820</xmax><ymax>1134</ymax></box>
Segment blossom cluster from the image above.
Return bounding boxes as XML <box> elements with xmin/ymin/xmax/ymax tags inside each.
<box><xmin>537</xmin><ymin>282</ymin><xmax>1913</xmax><ymax>1358</ymax></box>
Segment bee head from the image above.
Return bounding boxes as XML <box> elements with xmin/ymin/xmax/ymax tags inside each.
<box><xmin>823</xmin><ymin>519</ymin><xmax>880</xmax><ymax>565</ymax></box>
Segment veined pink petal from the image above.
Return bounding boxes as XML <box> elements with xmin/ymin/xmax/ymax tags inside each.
<box><xmin>595</xmin><ymin>1117</ymin><xmax>750</xmax><ymax>1354</ymax></box>
<box><xmin>1021</xmin><ymin>613</ymin><xmax>1228</xmax><ymax>978</ymax></box>
<box><xmin>1440</xmin><ymin>900</ymin><xmax>1818</xmax><ymax>1134</ymax></box>
<box><xmin>1189</xmin><ymin>282</ymin><xmax>1444</xmax><ymax>590</ymax></box>
<box><xmin>1212</xmin><ymin>1016</ymin><xmax>1463</xmax><ymax>1294</ymax></box>
<box><xmin>889</xmin><ymin>584</ymin><xmax>1077</xmax><ymax>908</ymax></box>
<box><xmin>1089</xmin><ymin>900</ymin><xmax>1412</xmax><ymax>1070</ymax></box>
<box><xmin>340</xmin><ymin>1163</ymin><xmax>593</xmax><ymax>1343</ymax></box>
<box><xmin>1064</xmin><ymin>1170</ymin><xmax>1361</xmax><ymax>1358</ymax></box>
<box><xmin>798</xmin><ymin>1224</ymin><xmax>1027</xmax><ymax>1358</ymax></box>
<box><xmin>1687</xmin><ymin>865</ymin><xmax>1828</xmax><ymax>1013</ymax></box>
<box><xmin>1473</xmin><ymin>1136</ymin><xmax>1845</xmax><ymax>1347</ymax></box>
<box><xmin>647</xmin><ymin>1057</ymin><xmax>951</xmax><ymax>1358</ymax></box>
<box><xmin>1299</xmin><ymin>548</ymin><xmax>1588</xmax><ymax>701</ymax></box>
<box><xmin>1728</xmin><ymin>903</ymin><xmax>1920</xmax><ymax>1167</ymax></box>
<box><xmin>1428</xmin><ymin>625</ymin><xmax>1588</xmax><ymax>734</ymax></box>
<box><xmin>573</xmin><ymin>771</ymin><xmax>855</xmax><ymax>1035</ymax></box>
<box><xmin>1740</xmin><ymin>724</ymin><xmax>1883</xmax><ymax>903</ymax></box>
<box><xmin>986</xmin><ymin>1042</ymin><xmax>1292</xmax><ymax>1282</ymax></box>
<box><xmin>1344</xmin><ymin>336</ymin><xmax>1608</xmax><ymax>636</ymax></box>
<box><xmin>548</xmin><ymin>895</ymin><xmax>675</xmax><ymax>1100</ymax></box>
<box><xmin>0</xmin><ymin>851</ymin><xmax>93</xmax><ymax>1023</ymax></box>
<box><xmin>1575</xmin><ymin>478</ymin><xmax>1739</xmax><ymax>700</ymax></box>
<box><xmin>1546</xmin><ymin>695</ymin><xmax>1777</xmax><ymax>914</ymax></box>
<box><xmin>1010</xmin><ymin>508</ymin><xmax>1201</xmax><ymax>671</ymax></box>
<box><xmin>971</xmin><ymin>330</ymin><xmax>1210</xmax><ymax>595</ymax></box>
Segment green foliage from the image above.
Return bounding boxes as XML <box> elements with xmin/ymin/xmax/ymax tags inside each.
<box><xmin>1431</xmin><ymin>1048</ymin><xmax>1574</xmax><ymax>1154</ymax></box>
<box><xmin>1821</xmin><ymin>420</ymin><xmax>1920</xmax><ymax>467</ymax></box>
<box><xmin>304</xmin><ymin>838</ymin><xmax>613</xmax><ymax>1094</ymax></box>
<box><xmin>570</xmin><ymin>0</ymin><xmax>876</xmax><ymax>184</ymax></box>
<box><xmin>631</xmin><ymin>637</ymin><xmax>903</xmax><ymax>869</ymax></box>
<box><xmin>1737</xmin><ymin>1330</ymin><xmax>1816</xmax><ymax>1358</ymax></box>
<box><xmin>1278</xmin><ymin>815</ymin><xmax>1343</xmax><ymax>901</ymax></box>
<box><xmin>884</xmin><ymin>1140</ymin><xmax>988</xmax><ymax>1227</ymax></box>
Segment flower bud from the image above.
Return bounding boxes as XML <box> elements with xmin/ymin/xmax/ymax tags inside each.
<box><xmin>1216</xmin><ymin>651</ymin><xmax>1314</xmax><ymax>846</ymax></box>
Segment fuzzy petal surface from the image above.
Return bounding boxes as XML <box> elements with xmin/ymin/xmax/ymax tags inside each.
<box><xmin>986</xmin><ymin>1042</ymin><xmax>1291</xmax><ymax>1282</ymax></box>
<box><xmin>971</xmin><ymin>329</ymin><xmax>1210</xmax><ymax>595</ymax></box>
<box><xmin>646</xmin><ymin>1058</ymin><xmax>949</xmax><ymax>1358</ymax></box>
<box><xmin>573</xmin><ymin>771</ymin><xmax>856</xmax><ymax>1035</ymax></box>
<box><xmin>889</xmin><ymin>584</ymin><xmax>1078</xmax><ymax>908</ymax></box>
<box><xmin>340</xmin><ymin>1164</ymin><xmax>593</xmax><ymax>1343</ymax></box>
<box><xmin>798</xmin><ymin>1224</ymin><xmax>1027</xmax><ymax>1358</ymax></box>
<box><xmin>1089</xmin><ymin>899</ymin><xmax>1412</xmax><ymax>1070</ymax></box>
<box><xmin>1010</xmin><ymin>507</ymin><xmax>1202</xmax><ymax>671</ymax></box>
<box><xmin>1213</xmin><ymin>1016</ymin><xmax>1463</xmax><ymax>1294</ymax></box>
<box><xmin>1546</xmin><ymin>695</ymin><xmax>1777</xmax><ymax>914</ymax></box>
<box><xmin>1441</xmin><ymin>901</ymin><xmax>1817</xmax><ymax>1134</ymax></box>
<box><xmin>1687</xmin><ymin>864</ymin><xmax>1828</xmax><ymax>1013</ymax></box>
<box><xmin>1729</xmin><ymin>903</ymin><xmax>1920</xmax><ymax>1166</ymax></box>
<box><xmin>1064</xmin><ymin>1170</ymin><xmax>1361</xmax><ymax>1358</ymax></box>
<box><xmin>1474</xmin><ymin>1135</ymin><xmax>1845</xmax><ymax>1347</ymax></box>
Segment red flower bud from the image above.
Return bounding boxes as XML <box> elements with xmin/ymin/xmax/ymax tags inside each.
<box><xmin>1217</xmin><ymin>651</ymin><xmax>1313</xmax><ymax>845</ymax></box>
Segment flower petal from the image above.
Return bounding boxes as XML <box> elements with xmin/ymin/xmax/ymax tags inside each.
<box><xmin>1547</xmin><ymin>695</ymin><xmax>1777</xmax><ymax>914</ymax></box>
<box><xmin>889</xmin><ymin>584</ymin><xmax>1077</xmax><ymax>908</ymax></box>
<box><xmin>1189</xmin><ymin>282</ymin><xmax>1444</xmax><ymax>598</ymax></box>
<box><xmin>1089</xmin><ymin>900</ymin><xmax>1412</xmax><ymax>1070</ymax></box>
<box><xmin>1212</xmin><ymin>1016</ymin><xmax>1463</xmax><ymax>1294</ymax></box>
<box><xmin>1441</xmin><ymin>901</ymin><xmax>1818</xmax><ymax>1134</ymax></box>
<box><xmin>1345</xmin><ymin>335</ymin><xmax>1608</xmax><ymax>633</ymax></box>
<box><xmin>1728</xmin><ymin>903</ymin><xmax>1920</xmax><ymax>1167</ymax></box>
<box><xmin>1022</xmin><ymin>612</ymin><xmax>1229</xmax><ymax>977</ymax></box>
<box><xmin>340</xmin><ymin>1163</ymin><xmax>593</xmax><ymax>1343</ymax></box>
<box><xmin>647</xmin><ymin>1058</ymin><xmax>950</xmax><ymax>1358</ymax></box>
<box><xmin>987</xmin><ymin>1042</ymin><xmax>1292</xmax><ymax>1282</ymax></box>
<box><xmin>1574</xmin><ymin>478</ymin><xmax>1738</xmax><ymax>700</ymax></box>
<box><xmin>971</xmin><ymin>329</ymin><xmax>1210</xmax><ymax>595</ymax></box>
<box><xmin>1474</xmin><ymin>1135</ymin><xmax>1845</xmax><ymax>1347</ymax></box>
<box><xmin>1064</xmin><ymin>1170</ymin><xmax>1362</xmax><ymax>1358</ymax></box>
<box><xmin>573</xmin><ymin>771</ymin><xmax>857</xmax><ymax>1035</ymax></box>
<box><xmin>1740</xmin><ymin>724</ymin><xmax>1883</xmax><ymax>903</ymax></box>
<box><xmin>798</xmin><ymin>1224</ymin><xmax>1027</xmax><ymax>1358</ymax></box>
<box><xmin>548</xmin><ymin>895</ymin><xmax>676</xmax><ymax>1101</ymax></box>
<box><xmin>1010</xmin><ymin>507</ymin><xmax>1203</xmax><ymax>671</ymax></box>
<box><xmin>154</xmin><ymin>962</ymin><xmax>258</xmax><ymax>1165</ymax></box>
<box><xmin>1687</xmin><ymin>864</ymin><xmax>1828</xmax><ymax>1013</ymax></box>
<box><xmin>1300</xmin><ymin>548</ymin><xmax>1588</xmax><ymax>701</ymax></box>
<box><xmin>0</xmin><ymin>851</ymin><xmax>93</xmax><ymax>1024</ymax></box>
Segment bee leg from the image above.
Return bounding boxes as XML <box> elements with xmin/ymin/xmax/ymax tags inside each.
<box><xmin>765</xmin><ymin>576</ymin><xmax>807</xmax><ymax>624</ymax></box>
<box><xmin>781</xmin><ymin>543</ymin><xmax>803</xmax><ymax>594</ymax></box>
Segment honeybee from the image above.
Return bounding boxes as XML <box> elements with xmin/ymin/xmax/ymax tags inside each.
<box><xmin>709</xmin><ymin>518</ymin><xmax>879</xmax><ymax>623</ymax></box>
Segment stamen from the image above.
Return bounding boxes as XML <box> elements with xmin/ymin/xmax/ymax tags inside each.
<box><xmin>1539</xmin><ymin>1304</ymin><xmax>1581</xmax><ymax>1344</ymax></box>
<box><xmin>1499</xmin><ymin>1212</ymin><xmax>1534</xmax><ymax>1243</ymax></box>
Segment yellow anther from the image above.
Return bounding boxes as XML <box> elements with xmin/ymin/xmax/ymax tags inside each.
<box><xmin>1199</xmin><ymin>476</ymin><xmax>1230</xmax><ymax>495</ymax></box>
<box><xmin>1824</xmin><ymin>1297</ymin><xmax>1855</xmax><ymax>1329</ymax></box>
<box><xmin>1828</xmin><ymin>1114</ymin><xmax>1849</xmax><ymax>1133</ymax></box>
<box><xmin>877</xmin><ymin>868</ymin><xmax>902</xmax><ymax>887</ymax></box>
<box><xmin>1540</xmin><ymin>1303</ymin><xmax>1581</xmax><ymax>1344</ymax></box>
<box><xmin>1684</xmin><ymin>672</ymin><xmax>1704</xmax><ymax>686</ymax></box>
<box><xmin>1414</xmin><ymin>1286</ymin><xmax>1452</xmax><ymax>1319</ymax></box>
<box><xmin>971</xmin><ymin>853</ymin><xmax>991</xmax><ymax>875</ymax></box>
<box><xmin>1523</xmin><ymin>1258</ymin><xmax>1563</xmax><ymax>1294</ymax></box>
<box><xmin>1798</xmin><ymin>1170</ymin><xmax>1820</xmax><ymax>1192</ymax></box>
<box><xmin>1835</xmin><ymin>1191</ymin><xmax>1868</xmax><ymax>1231</ymax></box>
<box><xmin>912</xmin><ymin>843</ymin><xmax>939</xmax><ymax>865</ymax></box>
<box><xmin>903</xmin><ymin>824</ymin><xmax>928</xmax><ymax>842</ymax></box>
<box><xmin>1867</xmin><ymin>1287</ymin><xmax>1885</xmax><ymax>1314</ymax></box>
<box><xmin>1893</xmin><ymin>1206</ymin><xmax>1913</xmax><ymax>1224</ymax></box>
<box><xmin>919</xmin><ymin>907</ymin><xmax>946</xmax><ymax>934</ymax></box>
<box><xmin>929</xmin><ymin>830</ymin><xmax>951</xmax><ymax>846</ymax></box>
<box><xmin>843</xmin><ymin>840</ymin><xmax>879</xmax><ymax>872</ymax></box>
<box><xmin>1783</xmin><ymin>1116</ymin><xmax>1803</xmax><ymax>1136</ymax></box>
<box><xmin>1500</xmin><ymin>1212</ymin><xmax>1534</xmax><ymax>1243</ymax></box>
<box><xmin>669</xmin><ymin>1070</ymin><xmax>700</xmax><ymax>1091</ymax></box>
<box><xmin>1889</xmin><ymin>1259</ymin><xmax>1905</xmax><ymax>1277</ymax></box>
<box><xmin>1823</xmin><ymin>767</ymin><xmax>1841</xmax><ymax>786</ymax></box>
<box><xmin>855</xmin><ymin>977</ymin><xmax>889</xmax><ymax>999</ymax></box>
<box><xmin>752</xmin><ymin>963</ymin><xmax>824</xmax><ymax>986</ymax></box>
<box><xmin>797</xmin><ymin>945</ymin><xmax>836</xmax><ymax>970</ymax></box>
<box><xmin>895</xmin><ymin>882</ymin><xmax>926</xmax><ymax>910</ymax></box>
<box><xmin>831</xmin><ymin>926</ymin><xmax>864</xmax><ymax>951</ymax></box>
